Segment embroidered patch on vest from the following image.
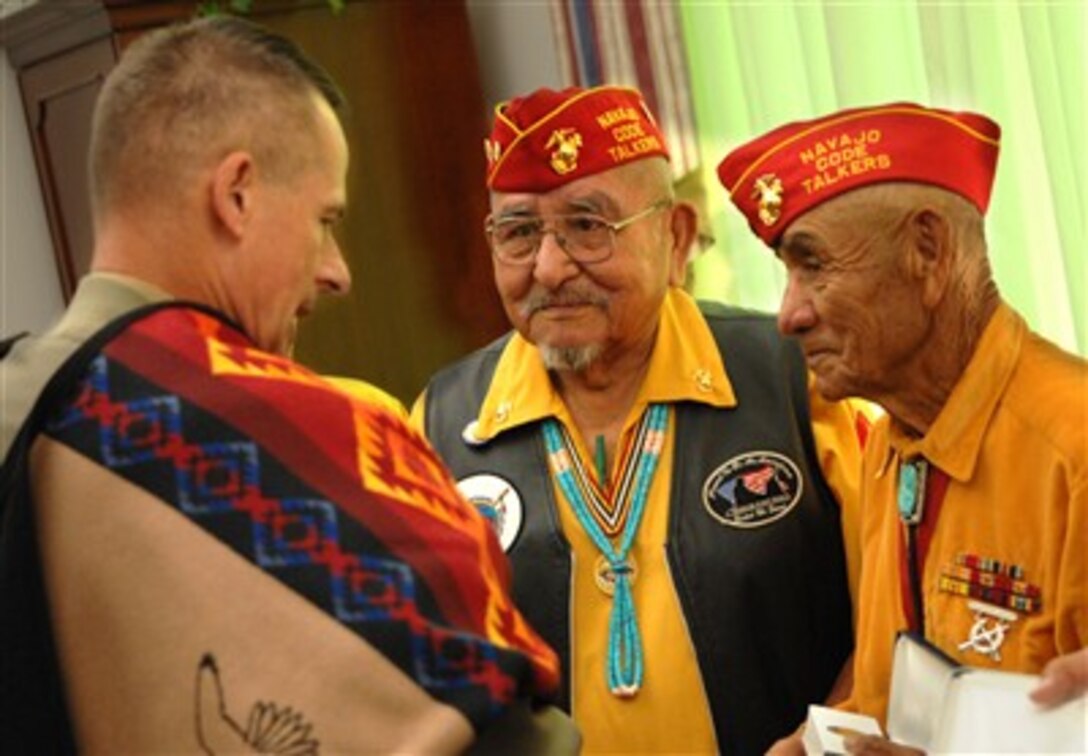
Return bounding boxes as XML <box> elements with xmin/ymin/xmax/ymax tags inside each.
<box><xmin>456</xmin><ymin>473</ymin><xmax>523</xmax><ymax>551</ymax></box>
<box><xmin>702</xmin><ymin>451</ymin><xmax>803</xmax><ymax>528</ymax></box>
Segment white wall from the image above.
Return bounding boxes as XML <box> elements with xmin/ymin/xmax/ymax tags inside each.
<box><xmin>466</xmin><ymin>1</ymin><xmax>563</xmax><ymax>109</ymax></box>
<box><xmin>1</xmin><ymin>43</ymin><xmax>62</xmax><ymax>338</ymax></box>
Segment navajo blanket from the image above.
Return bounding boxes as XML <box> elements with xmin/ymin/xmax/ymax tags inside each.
<box><xmin>36</xmin><ymin>304</ymin><xmax>559</xmax><ymax>728</ymax></box>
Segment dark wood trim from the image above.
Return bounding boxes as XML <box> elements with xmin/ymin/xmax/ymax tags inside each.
<box><xmin>1</xmin><ymin>1</ymin><xmax>112</xmax><ymax>67</ymax></box>
<box><xmin>19</xmin><ymin>37</ymin><xmax>115</xmax><ymax>300</ymax></box>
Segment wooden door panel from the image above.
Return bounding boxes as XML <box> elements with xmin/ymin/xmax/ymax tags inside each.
<box><xmin>19</xmin><ymin>38</ymin><xmax>116</xmax><ymax>300</ymax></box>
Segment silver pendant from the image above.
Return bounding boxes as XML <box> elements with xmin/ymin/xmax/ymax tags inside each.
<box><xmin>958</xmin><ymin>600</ymin><xmax>1017</xmax><ymax>661</ymax></box>
<box><xmin>594</xmin><ymin>553</ymin><xmax>638</xmax><ymax>596</ymax></box>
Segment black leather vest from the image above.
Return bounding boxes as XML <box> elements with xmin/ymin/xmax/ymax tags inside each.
<box><xmin>423</xmin><ymin>302</ymin><xmax>853</xmax><ymax>755</ymax></box>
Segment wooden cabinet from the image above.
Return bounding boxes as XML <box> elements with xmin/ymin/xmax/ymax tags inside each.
<box><xmin>3</xmin><ymin>0</ymin><xmax>507</xmax><ymax>402</ymax></box>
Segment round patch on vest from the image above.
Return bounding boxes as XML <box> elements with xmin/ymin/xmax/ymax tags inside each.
<box><xmin>702</xmin><ymin>451</ymin><xmax>804</xmax><ymax>528</ymax></box>
<box><xmin>456</xmin><ymin>473</ymin><xmax>523</xmax><ymax>551</ymax></box>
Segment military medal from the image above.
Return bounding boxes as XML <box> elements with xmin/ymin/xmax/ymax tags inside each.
<box><xmin>940</xmin><ymin>552</ymin><xmax>1041</xmax><ymax>661</ymax></box>
<box><xmin>958</xmin><ymin>600</ymin><xmax>1017</xmax><ymax>661</ymax></box>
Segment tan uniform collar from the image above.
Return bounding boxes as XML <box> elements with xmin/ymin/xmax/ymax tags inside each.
<box><xmin>53</xmin><ymin>272</ymin><xmax>173</xmax><ymax>340</ymax></box>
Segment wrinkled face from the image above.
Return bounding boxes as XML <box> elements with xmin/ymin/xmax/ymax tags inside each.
<box><xmin>488</xmin><ymin>160</ymin><xmax>683</xmax><ymax>372</ymax></box>
<box><xmin>241</xmin><ymin>95</ymin><xmax>351</xmax><ymax>356</ymax></box>
<box><xmin>775</xmin><ymin>189</ymin><xmax>930</xmax><ymax>401</ymax></box>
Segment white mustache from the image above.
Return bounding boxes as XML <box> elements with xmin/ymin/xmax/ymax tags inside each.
<box><xmin>521</xmin><ymin>288</ymin><xmax>608</xmax><ymax>318</ymax></box>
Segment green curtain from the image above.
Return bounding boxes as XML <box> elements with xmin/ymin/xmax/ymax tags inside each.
<box><xmin>680</xmin><ymin>0</ymin><xmax>1085</xmax><ymax>356</ymax></box>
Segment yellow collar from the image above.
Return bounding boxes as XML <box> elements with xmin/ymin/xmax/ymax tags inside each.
<box><xmin>880</xmin><ymin>302</ymin><xmax>1024</xmax><ymax>481</ymax></box>
<box><xmin>469</xmin><ymin>288</ymin><xmax>736</xmax><ymax>442</ymax></box>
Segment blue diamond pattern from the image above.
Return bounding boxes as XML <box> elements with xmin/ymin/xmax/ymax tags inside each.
<box><xmin>332</xmin><ymin>556</ymin><xmax>415</xmax><ymax>623</ymax></box>
<box><xmin>176</xmin><ymin>441</ymin><xmax>259</xmax><ymax>515</ymax></box>
<box><xmin>253</xmin><ymin>498</ymin><xmax>339</xmax><ymax>567</ymax></box>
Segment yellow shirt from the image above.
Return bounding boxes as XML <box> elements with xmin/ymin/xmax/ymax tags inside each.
<box><xmin>844</xmin><ymin>303</ymin><xmax>1088</xmax><ymax>723</ymax></box>
<box><xmin>413</xmin><ymin>288</ymin><xmax>868</xmax><ymax>752</ymax></box>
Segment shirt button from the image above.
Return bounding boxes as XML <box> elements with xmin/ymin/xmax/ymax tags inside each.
<box><xmin>694</xmin><ymin>368</ymin><xmax>712</xmax><ymax>392</ymax></box>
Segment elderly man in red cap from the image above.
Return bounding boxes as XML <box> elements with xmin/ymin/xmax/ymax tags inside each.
<box><xmin>412</xmin><ymin>84</ymin><xmax>870</xmax><ymax>754</ymax></box>
<box><xmin>719</xmin><ymin>103</ymin><xmax>1088</xmax><ymax>753</ymax></box>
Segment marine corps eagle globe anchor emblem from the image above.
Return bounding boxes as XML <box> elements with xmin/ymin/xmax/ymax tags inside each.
<box><xmin>751</xmin><ymin>173</ymin><xmax>784</xmax><ymax>226</ymax></box>
<box><xmin>546</xmin><ymin>127</ymin><xmax>583</xmax><ymax>175</ymax></box>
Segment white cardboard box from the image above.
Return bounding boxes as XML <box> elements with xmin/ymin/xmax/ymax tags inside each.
<box><xmin>802</xmin><ymin>704</ymin><xmax>883</xmax><ymax>755</ymax></box>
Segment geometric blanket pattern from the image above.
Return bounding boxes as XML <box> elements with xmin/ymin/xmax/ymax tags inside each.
<box><xmin>43</xmin><ymin>306</ymin><xmax>559</xmax><ymax>727</ymax></box>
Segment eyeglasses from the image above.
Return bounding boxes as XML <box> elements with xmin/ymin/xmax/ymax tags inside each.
<box><xmin>485</xmin><ymin>198</ymin><xmax>672</xmax><ymax>266</ymax></box>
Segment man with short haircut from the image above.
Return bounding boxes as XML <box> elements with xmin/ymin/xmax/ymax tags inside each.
<box><xmin>718</xmin><ymin>102</ymin><xmax>1087</xmax><ymax>752</ymax></box>
<box><xmin>413</xmin><ymin>85</ymin><xmax>869</xmax><ymax>755</ymax></box>
<box><xmin>0</xmin><ymin>17</ymin><xmax>572</xmax><ymax>753</ymax></box>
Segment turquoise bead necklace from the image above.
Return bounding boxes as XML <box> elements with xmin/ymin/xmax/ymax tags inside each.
<box><xmin>542</xmin><ymin>402</ymin><xmax>668</xmax><ymax>697</ymax></box>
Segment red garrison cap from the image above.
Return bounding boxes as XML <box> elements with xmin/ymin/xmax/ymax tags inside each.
<box><xmin>485</xmin><ymin>85</ymin><xmax>670</xmax><ymax>192</ymax></box>
<box><xmin>716</xmin><ymin>102</ymin><xmax>1001</xmax><ymax>246</ymax></box>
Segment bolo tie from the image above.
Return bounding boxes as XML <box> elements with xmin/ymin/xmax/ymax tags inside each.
<box><xmin>896</xmin><ymin>456</ymin><xmax>950</xmax><ymax>635</ymax></box>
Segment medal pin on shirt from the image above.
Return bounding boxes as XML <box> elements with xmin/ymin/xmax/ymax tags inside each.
<box><xmin>958</xmin><ymin>599</ymin><xmax>1017</xmax><ymax>661</ymax></box>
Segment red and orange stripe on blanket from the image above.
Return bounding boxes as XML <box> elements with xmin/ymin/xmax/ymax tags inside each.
<box><xmin>45</xmin><ymin>305</ymin><xmax>559</xmax><ymax>727</ymax></box>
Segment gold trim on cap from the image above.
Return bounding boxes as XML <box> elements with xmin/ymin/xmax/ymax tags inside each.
<box><xmin>486</xmin><ymin>85</ymin><xmax>651</xmax><ymax>187</ymax></box>
<box><xmin>727</xmin><ymin>106</ymin><xmax>1001</xmax><ymax>198</ymax></box>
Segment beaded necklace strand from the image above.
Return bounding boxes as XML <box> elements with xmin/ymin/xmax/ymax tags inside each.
<box><xmin>542</xmin><ymin>403</ymin><xmax>668</xmax><ymax>697</ymax></box>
